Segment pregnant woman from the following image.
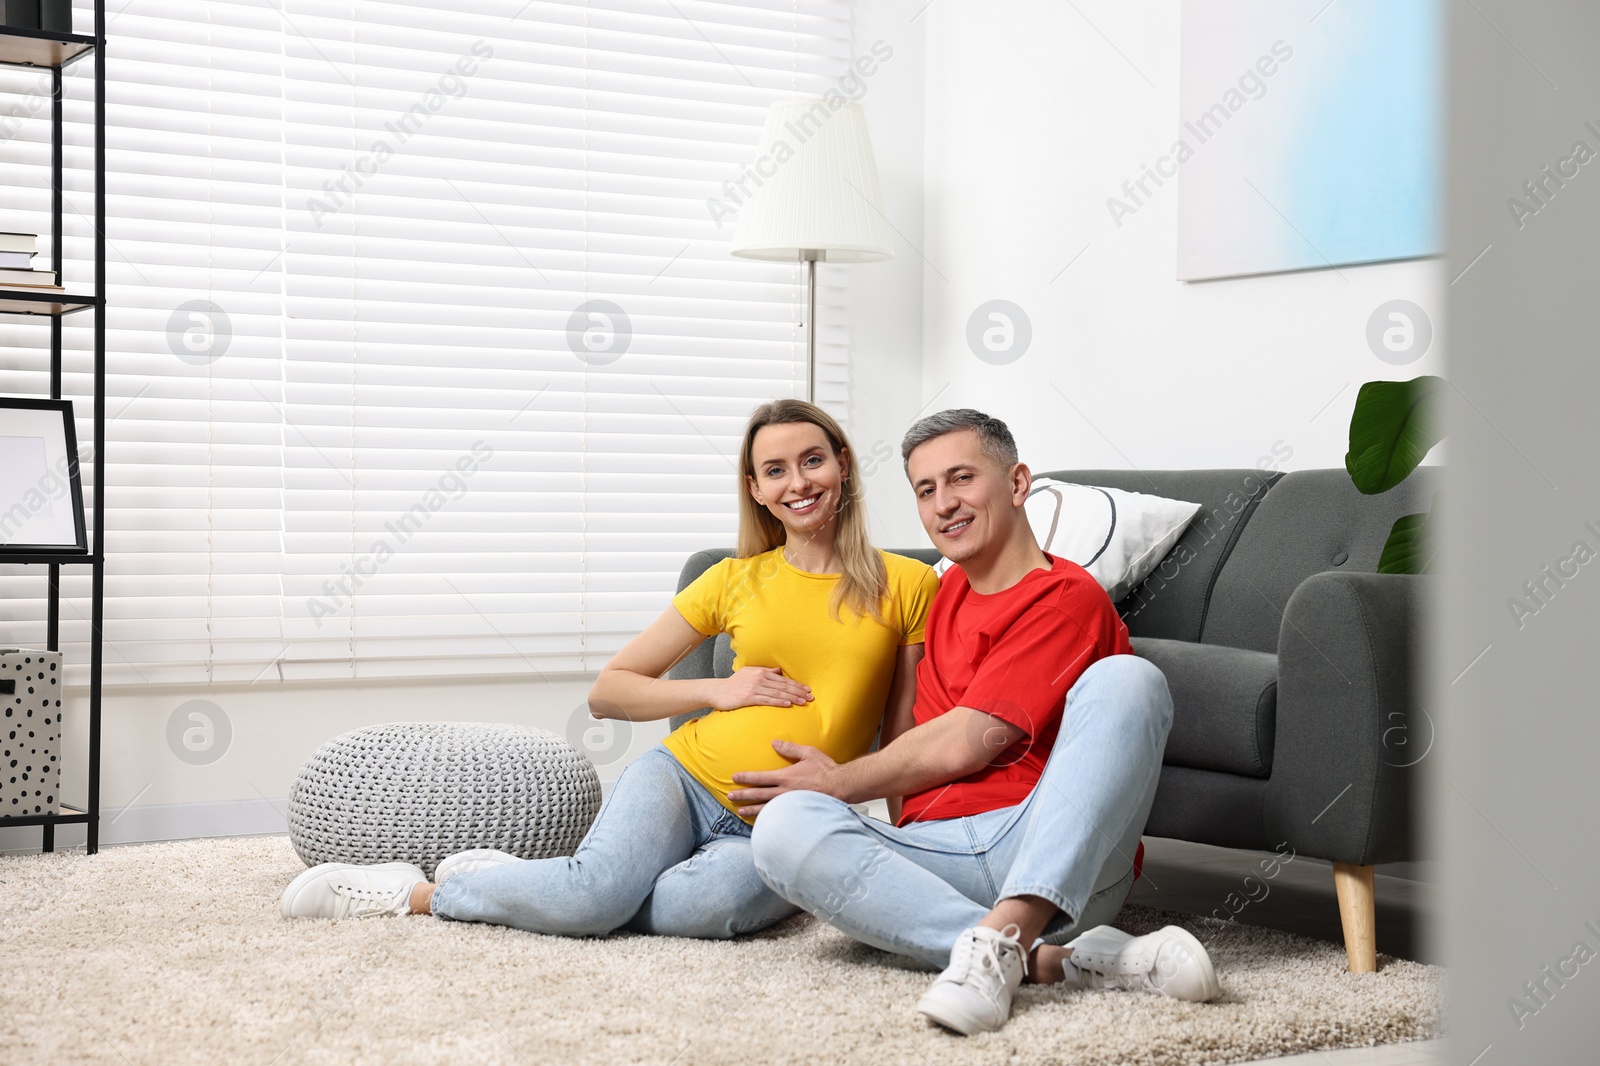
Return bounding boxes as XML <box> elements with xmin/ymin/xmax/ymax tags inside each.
<box><xmin>280</xmin><ymin>398</ymin><xmax>939</xmax><ymax>939</ymax></box>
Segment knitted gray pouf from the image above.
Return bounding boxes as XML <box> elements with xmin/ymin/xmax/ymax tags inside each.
<box><xmin>288</xmin><ymin>722</ymin><xmax>602</xmax><ymax>880</ymax></box>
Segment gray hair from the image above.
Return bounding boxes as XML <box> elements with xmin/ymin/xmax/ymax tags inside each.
<box><xmin>900</xmin><ymin>408</ymin><xmax>1019</xmax><ymax>474</ymax></box>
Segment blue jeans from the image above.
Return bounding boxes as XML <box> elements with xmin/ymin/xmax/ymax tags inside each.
<box><xmin>431</xmin><ymin>745</ymin><xmax>799</xmax><ymax>939</ymax></box>
<box><xmin>750</xmin><ymin>654</ymin><xmax>1172</xmax><ymax>969</ymax></box>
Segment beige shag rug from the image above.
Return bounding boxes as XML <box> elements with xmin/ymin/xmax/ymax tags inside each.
<box><xmin>0</xmin><ymin>835</ymin><xmax>1441</xmax><ymax>1066</ymax></box>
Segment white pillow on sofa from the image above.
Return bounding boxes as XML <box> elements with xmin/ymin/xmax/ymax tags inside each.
<box><xmin>933</xmin><ymin>478</ymin><xmax>1201</xmax><ymax>602</ymax></box>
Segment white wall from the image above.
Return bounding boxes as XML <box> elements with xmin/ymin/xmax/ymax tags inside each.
<box><xmin>846</xmin><ymin>0</ymin><xmax>930</xmax><ymax>550</ymax></box>
<box><xmin>900</xmin><ymin>1</ymin><xmax>1445</xmax><ymax>480</ymax></box>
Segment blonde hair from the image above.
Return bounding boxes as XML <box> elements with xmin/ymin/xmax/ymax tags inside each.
<box><xmin>737</xmin><ymin>399</ymin><xmax>888</xmax><ymax>624</ymax></box>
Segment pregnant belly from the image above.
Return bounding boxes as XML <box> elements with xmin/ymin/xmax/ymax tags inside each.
<box><xmin>689</xmin><ymin>703</ymin><xmax>835</xmax><ymax>778</ymax></box>
<box><xmin>686</xmin><ymin>694</ymin><xmax>888</xmax><ymax>783</ymax></box>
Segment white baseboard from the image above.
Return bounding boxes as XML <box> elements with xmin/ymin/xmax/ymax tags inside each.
<box><xmin>0</xmin><ymin>778</ymin><xmax>621</xmax><ymax>855</ymax></box>
<box><xmin>0</xmin><ymin>796</ymin><xmax>290</xmax><ymax>853</ymax></box>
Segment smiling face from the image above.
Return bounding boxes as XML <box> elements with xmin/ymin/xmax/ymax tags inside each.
<box><xmin>746</xmin><ymin>421</ymin><xmax>849</xmax><ymax>544</ymax></box>
<box><xmin>906</xmin><ymin>428</ymin><xmax>1027</xmax><ymax>566</ymax></box>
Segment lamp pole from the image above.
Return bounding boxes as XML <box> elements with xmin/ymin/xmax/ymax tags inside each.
<box><xmin>806</xmin><ymin>255</ymin><xmax>817</xmax><ymax>402</ymax></box>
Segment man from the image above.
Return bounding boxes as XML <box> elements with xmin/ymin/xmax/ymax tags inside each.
<box><xmin>730</xmin><ymin>409</ymin><xmax>1219</xmax><ymax>1035</ymax></box>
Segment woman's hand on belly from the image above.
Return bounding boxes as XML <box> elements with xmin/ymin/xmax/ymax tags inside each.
<box><xmin>709</xmin><ymin>666</ymin><xmax>813</xmax><ymax>710</ymax></box>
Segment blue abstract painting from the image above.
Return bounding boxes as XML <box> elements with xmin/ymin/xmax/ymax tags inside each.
<box><xmin>1176</xmin><ymin>0</ymin><xmax>1443</xmax><ymax>280</ymax></box>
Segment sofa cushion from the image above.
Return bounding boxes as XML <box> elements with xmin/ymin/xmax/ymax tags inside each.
<box><xmin>1133</xmin><ymin>636</ymin><xmax>1278</xmax><ymax>778</ymax></box>
<box><xmin>1201</xmin><ymin>467</ymin><xmax>1439</xmax><ymax>653</ymax></box>
<box><xmin>1026</xmin><ymin>479</ymin><xmax>1203</xmax><ymax>602</ymax></box>
<box><xmin>1035</xmin><ymin>469</ymin><xmax>1281</xmax><ymax>643</ymax></box>
<box><xmin>1145</xmin><ymin>765</ymin><xmax>1271</xmax><ymax>851</ymax></box>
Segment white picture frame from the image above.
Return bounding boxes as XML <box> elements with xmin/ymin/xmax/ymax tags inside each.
<box><xmin>0</xmin><ymin>397</ymin><xmax>87</xmax><ymax>554</ymax></box>
<box><xmin>1174</xmin><ymin>0</ymin><xmax>1443</xmax><ymax>281</ymax></box>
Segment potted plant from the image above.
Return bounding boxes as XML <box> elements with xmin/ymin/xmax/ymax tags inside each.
<box><xmin>1344</xmin><ymin>375</ymin><xmax>1443</xmax><ymax>574</ymax></box>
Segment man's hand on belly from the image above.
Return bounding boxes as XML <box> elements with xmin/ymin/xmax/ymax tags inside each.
<box><xmin>729</xmin><ymin>705</ymin><xmax>1029</xmax><ymax>819</ymax></box>
<box><xmin>728</xmin><ymin>739</ymin><xmax>840</xmax><ymax>819</ymax></box>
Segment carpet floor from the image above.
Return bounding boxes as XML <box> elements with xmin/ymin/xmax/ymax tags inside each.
<box><xmin>0</xmin><ymin>835</ymin><xmax>1442</xmax><ymax>1066</ymax></box>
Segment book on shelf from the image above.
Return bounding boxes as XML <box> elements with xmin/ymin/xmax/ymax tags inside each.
<box><xmin>0</xmin><ymin>266</ymin><xmax>60</xmax><ymax>289</ymax></box>
<box><xmin>0</xmin><ymin>1</ymin><xmax>67</xmax><ymax>31</ymax></box>
<box><xmin>0</xmin><ymin>250</ymin><xmax>35</xmax><ymax>268</ymax></box>
<box><xmin>1</xmin><ymin>1</ymin><xmax>40</xmax><ymax>30</ymax></box>
<box><xmin>0</xmin><ymin>231</ymin><xmax>37</xmax><ymax>255</ymax></box>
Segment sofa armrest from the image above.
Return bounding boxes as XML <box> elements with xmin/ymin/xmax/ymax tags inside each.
<box><xmin>1264</xmin><ymin>571</ymin><xmax>1430</xmax><ymax>866</ymax></box>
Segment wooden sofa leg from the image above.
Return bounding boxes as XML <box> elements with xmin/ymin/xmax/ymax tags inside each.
<box><xmin>1333</xmin><ymin>861</ymin><xmax>1377</xmax><ymax>973</ymax></box>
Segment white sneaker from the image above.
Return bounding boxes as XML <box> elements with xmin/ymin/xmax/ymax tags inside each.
<box><xmin>279</xmin><ymin>862</ymin><xmax>427</xmax><ymax>920</ymax></box>
<box><xmin>915</xmin><ymin>924</ymin><xmax>1028</xmax><ymax>1035</ymax></box>
<box><xmin>1064</xmin><ymin>924</ymin><xmax>1221</xmax><ymax>1002</ymax></box>
<box><xmin>433</xmin><ymin>848</ymin><xmax>521</xmax><ymax>885</ymax></box>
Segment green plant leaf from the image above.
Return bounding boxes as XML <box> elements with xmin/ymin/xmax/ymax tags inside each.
<box><xmin>1345</xmin><ymin>375</ymin><xmax>1445</xmax><ymax>495</ymax></box>
<box><xmin>1377</xmin><ymin>508</ymin><xmax>1434</xmax><ymax>575</ymax></box>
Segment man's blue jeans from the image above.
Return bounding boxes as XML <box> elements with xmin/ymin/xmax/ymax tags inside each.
<box><xmin>749</xmin><ymin>654</ymin><xmax>1173</xmax><ymax>969</ymax></box>
<box><xmin>431</xmin><ymin>746</ymin><xmax>798</xmax><ymax>939</ymax></box>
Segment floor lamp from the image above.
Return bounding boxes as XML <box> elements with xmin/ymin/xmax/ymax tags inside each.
<box><xmin>730</xmin><ymin>99</ymin><xmax>894</xmax><ymax>403</ymax></box>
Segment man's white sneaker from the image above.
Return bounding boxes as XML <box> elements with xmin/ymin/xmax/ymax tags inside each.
<box><xmin>433</xmin><ymin>848</ymin><xmax>521</xmax><ymax>885</ymax></box>
<box><xmin>1064</xmin><ymin>924</ymin><xmax>1221</xmax><ymax>1002</ymax></box>
<box><xmin>279</xmin><ymin>862</ymin><xmax>427</xmax><ymax>920</ymax></box>
<box><xmin>916</xmin><ymin>924</ymin><xmax>1028</xmax><ymax>1035</ymax></box>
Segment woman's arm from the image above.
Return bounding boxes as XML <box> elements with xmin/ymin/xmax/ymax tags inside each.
<box><xmin>877</xmin><ymin>642</ymin><xmax>924</xmax><ymax>823</ymax></box>
<box><xmin>588</xmin><ymin>606</ymin><xmax>813</xmax><ymax>723</ymax></box>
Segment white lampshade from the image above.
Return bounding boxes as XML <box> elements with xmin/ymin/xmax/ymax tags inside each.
<box><xmin>730</xmin><ymin>98</ymin><xmax>895</xmax><ymax>263</ymax></box>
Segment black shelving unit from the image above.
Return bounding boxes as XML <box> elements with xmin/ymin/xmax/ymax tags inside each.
<box><xmin>0</xmin><ymin>5</ymin><xmax>105</xmax><ymax>854</ymax></box>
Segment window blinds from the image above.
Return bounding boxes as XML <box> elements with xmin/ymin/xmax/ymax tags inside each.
<box><xmin>0</xmin><ymin>0</ymin><xmax>856</xmax><ymax>685</ymax></box>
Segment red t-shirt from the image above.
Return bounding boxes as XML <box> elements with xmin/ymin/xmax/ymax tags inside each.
<box><xmin>898</xmin><ymin>553</ymin><xmax>1133</xmax><ymax>825</ymax></box>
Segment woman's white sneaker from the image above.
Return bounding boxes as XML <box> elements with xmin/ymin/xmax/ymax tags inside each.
<box><xmin>433</xmin><ymin>848</ymin><xmax>521</xmax><ymax>885</ymax></box>
<box><xmin>279</xmin><ymin>862</ymin><xmax>427</xmax><ymax>920</ymax></box>
<box><xmin>1063</xmin><ymin>924</ymin><xmax>1221</xmax><ymax>1002</ymax></box>
<box><xmin>915</xmin><ymin>924</ymin><xmax>1028</xmax><ymax>1035</ymax></box>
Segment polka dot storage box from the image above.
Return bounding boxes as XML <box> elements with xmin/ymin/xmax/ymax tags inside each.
<box><xmin>1</xmin><ymin>648</ymin><xmax>63</xmax><ymax>817</ymax></box>
<box><xmin>288</xmin><ymin>722</ymin><xmax>603</xmax><ymax>880</ymax></box>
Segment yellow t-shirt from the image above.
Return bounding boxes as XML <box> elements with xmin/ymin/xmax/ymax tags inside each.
<box><xmin>664</xmin><ymin>548</ymin><xmax>940</xmax><ymax>823</ymax></box>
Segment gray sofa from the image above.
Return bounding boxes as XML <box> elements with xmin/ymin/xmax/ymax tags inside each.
<box><xmin>668</xmin><ymin>467</ymin><xmax>1436</xmax><ymax>973</ymax></box>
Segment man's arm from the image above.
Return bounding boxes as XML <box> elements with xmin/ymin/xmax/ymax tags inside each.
<box><xmin>728</xmin><ymin>705</ymin><xmax>1025</xmax><ymax>819</ymax></box>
